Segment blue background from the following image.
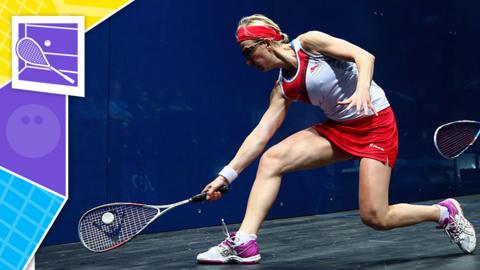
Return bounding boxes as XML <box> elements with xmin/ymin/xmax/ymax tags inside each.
<box><xmin>44</xmin><ymin>0</ymin><xmax>480</xmax><ymax>245</ymax></box>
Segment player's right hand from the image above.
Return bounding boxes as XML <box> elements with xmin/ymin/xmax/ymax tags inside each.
<box><xmin>202</xmin><ymin>176</ymin><xmax>229</xmax><ymax>201</ymax></box>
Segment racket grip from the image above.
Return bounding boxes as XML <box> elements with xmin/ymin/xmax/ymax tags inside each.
<box><xmin>191</xmin><ymin>185</ymin><xmax>229</xmax><ymax>202</ymax></box>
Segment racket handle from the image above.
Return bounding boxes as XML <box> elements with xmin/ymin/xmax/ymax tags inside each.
<box><xmin>191</xmin><ymin>185</ymin><xmax>229</xmax><ymax>202</ymax></box>
<box><xmin>50</xmin><ymin>66</ymin><xmax>75</xmax><ymax>84</ymax></box>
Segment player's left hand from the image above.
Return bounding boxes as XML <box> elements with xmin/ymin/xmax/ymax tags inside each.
<box><xmin>337</xmin><ymin>87</ymin><xmax>378</xmax><ymax>116</ymax></box>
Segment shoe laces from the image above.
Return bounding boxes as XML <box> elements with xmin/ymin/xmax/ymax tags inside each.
<box><xmin>217</xmin><ymin>219</ymin><xmax>240</xmax><ymax>250</ymax></box>
<box><xmin>445</xmin><ymin>215</ymin><xmax>467</xmax><ymax>243</ymax></box>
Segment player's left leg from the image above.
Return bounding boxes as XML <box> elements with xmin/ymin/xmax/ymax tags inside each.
<box><xmin>358</xmin><ymin>158</ymin><xmax>438</xmax><ymax>229</ymax></box>
<box><xmin>358</xmin><ymin>157</ymin><xmax>476</xmax><ymax>253</ymax></box>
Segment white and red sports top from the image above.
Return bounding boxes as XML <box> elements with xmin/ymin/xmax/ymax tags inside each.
<box><xmin>278</xmin><ymin>38</ymin><xmax>390</xmax><ymax>122</ymax></box>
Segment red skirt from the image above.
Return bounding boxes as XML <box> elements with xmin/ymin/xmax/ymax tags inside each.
<box><xmin>312</xmin><ymin>107</ymin><xmax>399</xmax><ymax>167</ymax></box>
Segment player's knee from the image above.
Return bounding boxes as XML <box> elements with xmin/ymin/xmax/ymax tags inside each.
<box><xmin>360</xmin><ymin>209</ymin><xmax>391</xmax><ymax>231</ymax></box>
<box><xmin>258</xmin><ymin>148</ymin><xmax>285</xmax><ymax>176</ymax></box>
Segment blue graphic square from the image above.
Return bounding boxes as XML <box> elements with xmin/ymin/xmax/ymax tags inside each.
<box><xmin>4</xmin><ymin>190</ymin><xmax>24</xmax><ymax>209</ymax></box>
<box><xmin>26</xmin><ymin>244</ymin><xmax>35</xmax><ymax>256</ymax></box>
<box><xmin>9</xmin><ymin>232</ymin><xmax>29</xmax><ymax>252</ymax></box>
<box><xmin>10</xmin><ymin>178</ymin><xmax>31</xmax><ymax>197</ymax></box>
<box><xmin>0</xmin><ymin>169</ymin><xmax>11</xmax><ymax>182</ymax></box>
<box><xmin>51</xmin><ymin>197</ymin><xmax>62</xmax><ymax>210</ymax></box>
<box><xmin>31</xmin><ymin>188</ymin><xmax>52</xmax><ymax>209</ymax></box>
<box><xmin>0</xmin><ymin>260</ymin><xmax>14</xmax><ymax>270</ymax></box>
<box><xmin>42</xmin><ymin>216</ymin><xmax>52</xmax><ymax>231</ymax></box>
<box><xmin>0</xmin><ymin>204</ymin><xmax>16</xmax><ymax>224</ymax></box>
<box><xmin>0</xmin><ymin>222</ymin><xmax>9</xmax><ymax>239</ymax></box>
<box><xmin>24</xmin><ymin>203</ymin><xmax>44</xmax><ymax>222</ymax></box>
<box><xmin>16</xmin><ymin>218</ymin><xmax>36</xmax><ymax>236</ymax></box>
<box><xmin>0</xmin><ymin>246</ymin><xmax>21</xmax><ymax>268</ymax></box>
<box><xmin>34</xmin><ymin>229</ymin><xmax>45</xmax><ymax>243</ymax></box>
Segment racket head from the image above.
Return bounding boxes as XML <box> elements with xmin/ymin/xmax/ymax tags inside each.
<box><xmin>434</xmin><ymin>120</ymin><xmax>480</xmax><ymax>159</ymax></box>
<box><xmin>78</xmin><ymin>203</ymin><xmax>160</xmax><ymax>252</ymax></box>
<box><xmin>15</xmin><ymin>37</ymin><xmax>49</xmax><ymax>67</ymax></box>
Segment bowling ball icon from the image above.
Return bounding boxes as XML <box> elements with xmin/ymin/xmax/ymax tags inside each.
<box><xmin>6</xmin><ymin>104</ymin><xmax>61</xmax><ymax>158</ymax></box>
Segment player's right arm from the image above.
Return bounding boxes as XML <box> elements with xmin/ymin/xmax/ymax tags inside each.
<box><xmin>203</xmin><ymin>83</ymin><xmax>291</xmax><ymax>200</ymax></box>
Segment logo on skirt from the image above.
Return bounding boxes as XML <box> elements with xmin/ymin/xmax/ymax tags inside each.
<box><xmin>369</xmin><ymin>143</ymin><xmax>385</xmax><ymax>152</ymax></box>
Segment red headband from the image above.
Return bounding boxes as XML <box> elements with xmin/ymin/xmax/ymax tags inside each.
<box><xmin>236</xmin><ymin>25</ymin><xmax>283</xmax><ymax>43</ymax></box>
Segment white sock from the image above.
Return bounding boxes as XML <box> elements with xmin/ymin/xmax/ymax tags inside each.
<box><xmin>235</xmin><ymin>231</ymin><xmax>257</xmax><ymax>244</ymax></box>
<box><xmin>434</xmin><ymin>205</ymin><xmax>449</xmax><ymax>224</ymax></box>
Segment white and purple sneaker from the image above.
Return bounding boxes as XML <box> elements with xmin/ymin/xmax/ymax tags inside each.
<box><xmin>197</xmin><ymin>220</ymin><xmax>261</xmax><ymax>264</ymax></box>
<box><xmin>436</xmin><ymin>198</ymin><xmax>476</xmax><ymax>254</ymax></box>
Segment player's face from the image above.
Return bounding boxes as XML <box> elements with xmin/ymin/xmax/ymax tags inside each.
<box><xmin>240</xmin><ymin>40</ymin><xmax>274</xmax><ymax>72</ymax></box>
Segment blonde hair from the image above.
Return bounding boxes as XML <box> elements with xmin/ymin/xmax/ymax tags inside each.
<box><xmin>236</xmin><ymin>14</ymin><xmax>289</xmax><ymax>43</ymax></box>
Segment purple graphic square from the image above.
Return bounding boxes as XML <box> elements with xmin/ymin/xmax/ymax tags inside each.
<box><xmin>17</xmin><ymin>22</ymin><xmax>78</xmax><ymax>87</ymax></box>
<box><xmin>0</xmin><ymin>83</ymin><xmax>66</xmax><ymax>195</ymax></box>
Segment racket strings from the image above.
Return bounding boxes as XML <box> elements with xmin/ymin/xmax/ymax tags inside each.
<box><xmin>439</xmin><ymin>130</ymin><xmax>474</xmax><ymax>148</ymax></box>
<box><xmin>79</xmin><ymin>205</ymin><xmax>158</xmax><ymax>252</ymax></box>
<box><xmin>437</xmin><ymin>125</ymin><xmax>478</xmax><ymax>157</ymax></box>
<box><xmin>17</xmin><ymin>39</ymin><xmax>48</xmax><ymax>66</ymax></box>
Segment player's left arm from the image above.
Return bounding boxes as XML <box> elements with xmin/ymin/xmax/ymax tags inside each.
<box><xmin>299</xmin><ymin>31</ymin><xmax>377</xmax><ymax>115</ymax></box>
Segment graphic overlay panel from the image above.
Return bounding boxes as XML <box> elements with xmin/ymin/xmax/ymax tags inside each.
<box><xmin>0</xmin><ymin>1</ymin><xmax>134</xmax><ymax>269</ymax></box>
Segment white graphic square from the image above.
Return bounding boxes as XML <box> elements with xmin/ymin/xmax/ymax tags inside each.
<box><xmin>11</xmin><ymin>16</ymin><xmax>85</xmax><ymax>97</ymax></box>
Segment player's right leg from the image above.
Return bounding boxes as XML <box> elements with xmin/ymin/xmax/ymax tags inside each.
<box><xmin>197</xmin><ymin>128</ymin><xmax>352</xmax><ymax>264</ymax></box>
